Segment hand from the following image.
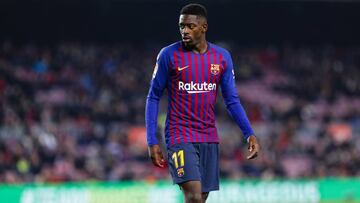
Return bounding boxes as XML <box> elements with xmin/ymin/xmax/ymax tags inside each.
<box><xmin>148</xmin><ymin>144</ymin><xmax>166</xmax><ymax>168</ymax></box>
<box><xmin>246</xmin><ymin>135</ymin><xmax>260</xmax><ymax>160</ymax></box>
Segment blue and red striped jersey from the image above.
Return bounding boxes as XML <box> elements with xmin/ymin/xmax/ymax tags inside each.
<box><xmin>146</xmin><ymin>41</ymin><xmax>254</xmax><ymax>147</ymax></box>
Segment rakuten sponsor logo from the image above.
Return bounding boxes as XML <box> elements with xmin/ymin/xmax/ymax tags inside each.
<box><xmin>178</xmin><ymin>81</ymin><xmax>216</xmax><ymax>94</ymax></box>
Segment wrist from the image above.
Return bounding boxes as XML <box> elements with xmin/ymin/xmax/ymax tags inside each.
<box><xmin>247</xmin><ymin>135</ymin><xmax>256</xmax><ymax>143</ymax></box>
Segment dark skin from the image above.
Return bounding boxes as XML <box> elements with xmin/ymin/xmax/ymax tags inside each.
<box><xmin>148</xmin><ymin>14</ymin><xmax>260</xmax><ymax>203</ymax></box>
<box><xmin>179</xmin><ymin>14</ymin><xmax>208</xmax><ymax>54</ymax></box>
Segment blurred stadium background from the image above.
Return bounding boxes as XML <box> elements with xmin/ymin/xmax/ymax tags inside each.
<box><xmin>1</xmin><ymin>0</ymin><xmax>360</xmax><ymax>202</ymax></box>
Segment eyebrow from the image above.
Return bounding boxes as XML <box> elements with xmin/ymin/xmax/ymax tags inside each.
<box><xmin>179</xmin><ymin>22</ymin><xmax>197</xmax><ymax>25</ymax></box>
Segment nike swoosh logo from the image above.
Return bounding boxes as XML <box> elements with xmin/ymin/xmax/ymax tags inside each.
<box><xmin>177</xmin><ymin>65</ymin><xmax>189</xmax><ymax>71</ymax></box>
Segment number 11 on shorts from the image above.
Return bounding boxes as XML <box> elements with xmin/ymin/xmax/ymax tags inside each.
<box><xmin>172</xmin><ymin>150</ymin><xmax>184</xmax><ymax>168</ymax></box>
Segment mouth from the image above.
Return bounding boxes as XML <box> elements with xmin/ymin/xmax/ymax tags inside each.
<box><xmin>182</xmin><ymin>36</ymin><xmax>192</xmax><ymax>43</ymax></box>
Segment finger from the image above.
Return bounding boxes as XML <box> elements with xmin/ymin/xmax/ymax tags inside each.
<box><xmin>157</xmin><ymin>156</ymin><xmax>165</xmax><ymax>167</ymax></box>
<box><xmin>157</xmin><ymin>160</ymin><xmax>165</xmax><ymax>168</ymax></box>
<box><xmin>247</xmin><ymin>145</ymin><xmax>259</xmax><ymax>160</ymax></box>
<box><xmin>151</xmin><ymin>157</ymin><xmax>157</xmax><ymax>166</ymax></box>
<box><xmin>158</xmin><ymin>152</ymin><xmax>166</xmax><ymax>166</ymax></box>
<box><xmin>152</xmin><ymin>158</ymin><xmax>163</xmax><ymax>168</ymax></box>
<box><xmin>151</xmin><ymin>156</ymin><xmax>162</xmax><ymax>167</ymax></box>
<box><xmin>159</xmin><ymin>153</ymin><xmax>165</xmax><ymax>161</ymax></box>
<box><xmin>153</xmin><ymin>156</ymin><xmax>165</xmax><ymax>168</ymax></box>
<box><xmin>247</xmin><ymin>151</ymin><xmax>258</xmax><ymax>160</ymax></box>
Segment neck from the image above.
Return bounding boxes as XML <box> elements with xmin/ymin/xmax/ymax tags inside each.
<box><xmin>192</xmin><ymin>38</ymin><xmax>208</xmax><ymax>54</ymax></box>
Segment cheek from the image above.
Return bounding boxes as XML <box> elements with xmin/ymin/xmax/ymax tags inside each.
<box><xmin>193</xmin><ymin>30</ymin><xmax>203</xmax><ymax>38</ymax></box>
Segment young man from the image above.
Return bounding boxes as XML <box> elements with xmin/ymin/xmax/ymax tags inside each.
<box><xmin>145</xmin><ymin>3</ymin><xmax>260</xmax><ymax>203</ymax></box>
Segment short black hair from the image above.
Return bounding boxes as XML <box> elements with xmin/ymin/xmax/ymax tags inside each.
<box><xmin>180</xmin><ymin>3</ymin><xmax>207</xmax><ymax>19</ymax></box>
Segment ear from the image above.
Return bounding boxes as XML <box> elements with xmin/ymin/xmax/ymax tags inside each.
<box><xmin>202</xmin><ymin>23</ymin><xmax>208</xmax><ymax>33</ymax></box>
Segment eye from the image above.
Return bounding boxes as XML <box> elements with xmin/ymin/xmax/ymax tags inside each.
<box><xmin>179</xmin><ymin>25</ymin><xmax>185</xmax><ymax>29</ymax></box>
<box><xmin>189</xmin><ymin>24</ymin><xmax>196</xmax><ymax>29</ymax></box>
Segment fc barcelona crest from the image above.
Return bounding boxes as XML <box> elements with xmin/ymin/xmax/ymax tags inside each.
<box><xmin>210</xmin><ymin>64</ymin><xmax>220</xmax><ymax>75</ymax></box>
<box><xmin>177</xmin><ymin>168</ymin><xmax>184</xmax><ymax>177</ymax></box>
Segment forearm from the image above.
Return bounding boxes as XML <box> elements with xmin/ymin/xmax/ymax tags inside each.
<box><xmin>145</xmin><ymin>96</ymin><xmax>160</xmax><ymax>146</ymax></box>
<box><xmin>220</xmin><ymin>50</ymin><xmax>255</xmax><ymax>141</ymax></box>
<box><xmin>226</xmin><ymin>101</ymin><xmax>255</xmax><ymax>140</ymax></box>
<box><xmin>145</xmin><ymin>48</ymin><xmax>169</xmax><ymax>146</ymax></box>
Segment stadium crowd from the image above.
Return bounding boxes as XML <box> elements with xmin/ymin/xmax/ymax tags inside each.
<box><xmin>0</xmin><ymin>42</ymin><xmax>360</xmax><ymax>183</ymax></box>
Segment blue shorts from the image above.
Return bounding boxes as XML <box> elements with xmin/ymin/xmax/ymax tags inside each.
<box><xmin>167</xmin><ymin>142</ymin><xmax>219</xmax><ymax>192</ymax></box>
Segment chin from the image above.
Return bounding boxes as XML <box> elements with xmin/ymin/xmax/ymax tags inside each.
<box><xmin>183</xmin><ymin>41</ymin><xmax>194</xmax><ymax>49</ymax></box>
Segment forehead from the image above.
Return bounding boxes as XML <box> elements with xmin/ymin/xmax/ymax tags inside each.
<box><xmin>179</xmin><ymin>14</ymin><xmax>201</xmax><ymax>24</ymax></box>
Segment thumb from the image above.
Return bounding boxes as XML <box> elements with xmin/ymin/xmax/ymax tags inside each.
<box><xmin>249</xmin><ymin>144</ymin><xmax>253</xmax><ymax>152</ymax></box>
<box><xmin>160</xmin><ymin>153</ymin><xmax>165</xmax><ymax>163</ymax></box>
<box><xmin>157</xmin><ymin>151</ymin><xmax>166</xmax><ymax>166</ymax></box>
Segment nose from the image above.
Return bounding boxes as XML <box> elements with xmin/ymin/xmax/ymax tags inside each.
<box><xmin>181</xmin><ymin>26</ymin><xmax>190</xmax><ymax>35</ymax></box>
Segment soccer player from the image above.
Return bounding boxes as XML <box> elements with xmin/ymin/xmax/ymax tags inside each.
<box><xmin>145</xmin><ymin>3</ymin><xmax>260</xmax><ymax>203</ymax></box>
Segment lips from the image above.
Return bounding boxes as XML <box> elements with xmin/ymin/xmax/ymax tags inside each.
<box><xmin>182</xmin><ymin>36</ymin><xmax>191</xmax><ymax>43</ymax></box>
